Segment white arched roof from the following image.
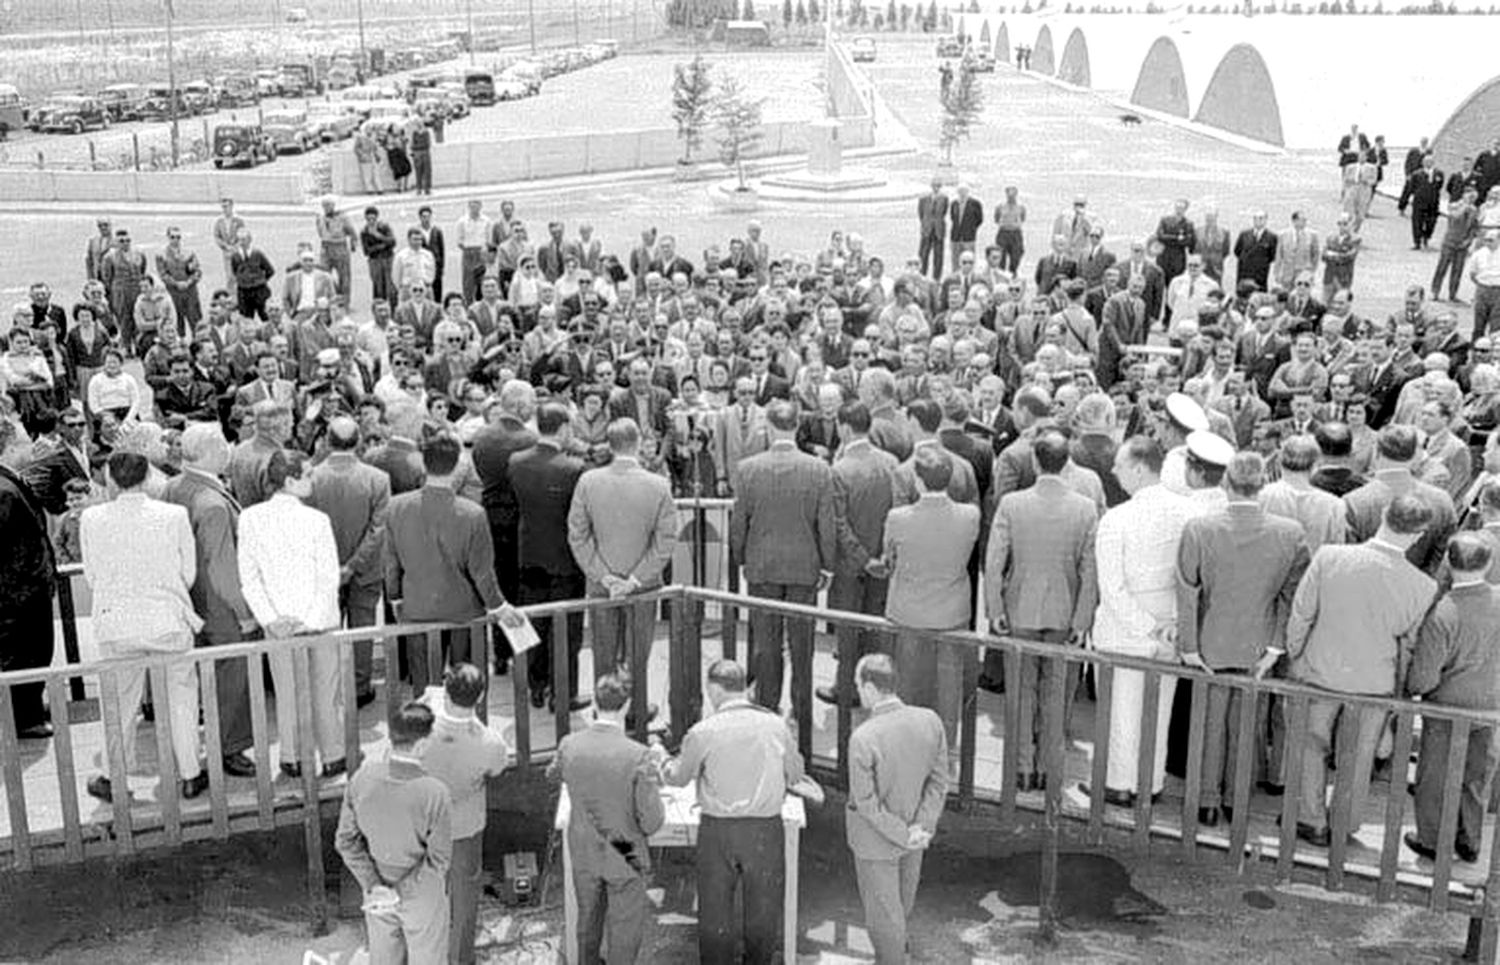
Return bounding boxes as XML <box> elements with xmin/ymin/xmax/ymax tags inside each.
<box><xmin>957</xmin><ymin>12</ymin><xmax>1498</xmax><ymax>153</ymax></box>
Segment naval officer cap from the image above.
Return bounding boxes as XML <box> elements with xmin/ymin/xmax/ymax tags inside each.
<box><xmin>1164</xmin><ymin>391</ymin><xmax>1210</xmax><ymax>433</ymax></box>
<box><xmin>1185</xmin><ymin>430</ymin><xmax>1235</xmax><ymax>468</ymax></box>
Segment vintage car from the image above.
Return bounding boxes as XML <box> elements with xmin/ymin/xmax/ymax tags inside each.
<box><xmin>307</xmin><ymin>104</ymin><xmax>361</xmax><ymax>142</ymax></box>
<box><xmin>493</xmin><ymin>78</ymin><xmax>532</xmax><ymax>101</ymax></box>
<box><xmin>212</xmin><ymin>123</ymin><xmax>276</xmax><ymax>168</ymax></box>
<box><xmin>851</xmin><ymin>37</ymin><xmax>876</xmax><ymax>62</ymax></box>
<box><xmin>218</xmin><ymin>73</ymin><xmax>260</xmax><ymax>107</ymax></box>
<box><xmin>97</xmin><ymin>83</ymin><xmax>147</xmax><ymax>122</ymax></box>
<box><xmin>31</xmin><ymin>95</ymin><xmax>109</xmax><ymax>134</ymax></box>
<box><xmin>262</xmin><ymin>109</ymin><xmax>322</xmax><ymax>153</ymax></box>
<box><xmin>967</xmin><ymin>49</ymin><xmax>996</xmax><ymax>72</ymax></box>
<box><xmin>138</xmin><ymin>85</ymin><xmax>194</xmax><ymax>121</ymax></box>
<box><xmin>326</xmin><ymin>60</ymin><xmax>359</xmax><ymax>91</ymax></box>
<box><xmin>462</xmin><ymin>70</ymin><xmax>495</xmax><ymax>107</ymax></box>
<box><xmin>0</xmin><ymin>84</ymin><xmax>27</xmax><ymax>139</ymax></box>
<box><xmin>364</xmin><ymin>99</ymin><xmax>412</xmax><ymax>125</ymax></box>
<box><xmin>182</xmin><ymin>80</ymin><xmax>219</xmax><ymax>114</ymax></box>
<box><xmin>499</xmin><ymin>63</ymin><xmax>543</xmax><ymax>95</ymax></box>
<box><xmin>936</xmin><ymin>36</ymin><xmax>964</xmax><ymax>58</ymax></box>
<box><xmin>434</xmin><ymin>82</ymin><xmax>472</xmax><ymax>118</ymax></box>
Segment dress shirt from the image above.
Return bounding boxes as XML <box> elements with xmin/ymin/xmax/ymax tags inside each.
<box><xmin>1472</xmin><ymin>246</ymin><xmax>1500</xmax><ymax>287</ymax></box>
<box><xmin>454</xmin><ymin>215</ymin><xmax>491</xmax><ymax>249</ymax></box>
<box><xmin>662</xmin><ymin>698</ymin><xmax>806</xmax><ymax>818</ymax></box>
<box><xmin>87</xmin><ymin>371</ymin><xmax>142</xmax><ymax>417</ymax></box>
<box><xmin>237</xmin><ymin>492</ymin><xmax>342</xmax><ymax>632</ymax></box>
<box><xmin>1092</xmin><ymin>484</ymin><xmax>1196</xmax><ymax>650</ymax></box>
<box><xmin>418</xmin><ymin>691</ymin><xmax>510</xmax><ymax>839</ymax></box>
<box><xmin>391</xmin><ymin>246</ymin><xmax>436</xmax><ymax>292</ymax></box>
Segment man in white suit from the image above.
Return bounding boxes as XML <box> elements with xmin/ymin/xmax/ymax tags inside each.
<box><xmin>81</xmin><ymin>451</ymin><xmax>207</xmax><ymax>803</ymax></box>
<box><xmin>1274</xmin><ymin>211</ymin><xmax>1321</xmax><ymax>293</ymax></box>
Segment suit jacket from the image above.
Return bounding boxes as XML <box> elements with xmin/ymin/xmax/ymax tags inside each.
<box><xmin>471</xmin><ymin>415</ymin><xmax>537</xmax><ymax>525</ymax></box>
<box><xmin>364</xmin><ymin>437</ymin><xmax>426</xmax><ymax>496</ymax></box>
<box><xmin>509</xmin><ymin>440</ymin><xmax>586</xmax><ymax>577</ymax></box>
<box><xmin>891</xmin><ymin>442</ymin><xmax>979</xmax><ymax>506</ymax></box>
<box><xmin>1070</xmin><ymin>433</ymin><xmax>1127</xmax><ymax>509</ymax></box>
<box><xmin>730</xmin><ymin>442</ymin><xmax>837</xmax><ymax>586</ymax></box>
<box><xmin>536</xmin><ymin>239</ymin><xmax>583</xmax><ymax>282</ymax></box>
<box><xmin>1399</xmin><ymin>169</ymin><xmax>1445</xmax><ymax>213</ymax></box>
<box><xmin>716</xmin><ymin>402</ymin><xmax>770</xmax><ymax>493</ymax></box>
<box><xmin>795</xmin><ymin>412</ymin><xmax>841</xmax><ymax>461</ymax></box>
<box><xmin>1344</xmin><ymin>469</ymin><xmax>1457</xmax><ymax>576</ymax></box>
<box><xmin>230</xmin><ymin>378</ymin><xmax>297</xmax><ymax>428</ymax></box>
<box><xmin>748</xmin><ymin>372</ymin><xmax>792</xmax><ymax>407</ymax></box>
<box><xmin>938</xmin><ymin>426</ymin><xmax>993</xmax><ymax>508</ymax></box>
<box><xmin>567</xmin><ymin>455</ymin><xmax>677</xmax><ymax>588</ymax></box>
<box><xmin>1233</xmin><ymin>228</ymin><xmax>1277</xmax><ymax>289</ymax></box>
<box><xmin>1175</xmin><ymin>502</ymin><xmax>1308</xmax><ymax>669</ymax></box>
<box><xmin>884</xmin><ymin>493</ymin><xmax>980</xmax><ymax>629</ymax></box>
<box><xmin>1034</xmin><ymin>253</ymin><xmax>1078</xmax><ymax>296</ymax></box>
<box><xmin>548</xmin><ymin>722</ymin><xmax>665</xmax><ymax>881</ymax></box>
<box><xmin>1365</xmin><ymin>359</ymin><xmax>1412</xmax><ymax>428</ymax></box>
<box><xmin>308</xmin><ymin>451</ymin><xmax>391</xmax><ymax>587</ymax></box>
<box><xmin>607</xmin><ymin>386</ymin><xmax>674</xmax><ymax>442</ymax></box>
<box><xmin>79</xmin><ymin>493</ymin><xmax>201</xmax><ymax>646</ymax></box>
<box><xmin>19</xmin><ymin>443</ymin><xmax>87</xmax><ymax>516</ymax></box>
<box><xmin>281</xmin><ymin>269</ymin><xmax>337</xmax><ymax>318</ymax></box>
<box><xmin>868</xmin><ymin>405</ymin><xmax>914</xmax><ymax>463</ymax></box>
<box><xmin>1235</xmin><ymin>329</ymin><xmax>1291</xmax><ymax>399</ymax></box>
<box><xmin>160</xmin><ymin>468</ymin><xmax>254</xmax><ymax>641</ymax></box>
<box><xmin>1119</xmin><ymin>259</ymin><xmax>1166</xmax><ymax>322</ymax></box>
<box><xmin>917</xmin><ymin>192</ymin><xmax>948</xmax><ymax>237</ymax></box>
<box><xmin>1274</xmin><ymin>227</ymin><xmax>1321</xmax><ymax>290</ymax></box>
<box><xmin>985</xmin><ymin>475</ymin><xmax>1098</xmax><ymax>633</ymax></box>
<box><xmin>846</xmin><ymin>698</ymin><xmax>949</xmax><ymax>861</ymax></box>
<box><xmin>831</xmin><ymin>439</ymin><xmax>897</xmax><ymax>575</ymax></box>
<box><xmin>949</xmin><ymin>197</ymin><xmax>983</xmax><ymax>243</ymax></box>
<box><xmin>1078</xmin><ymin>246</ymin><xmax>1117</xmax><ymax>287</ymax></box>
<box><xmin>384</xmin><ymin>484</ymin><xmax>503</xmax><ymax>621</ymax></box>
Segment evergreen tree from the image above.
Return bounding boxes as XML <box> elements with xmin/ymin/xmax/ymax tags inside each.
<box><xmin>887</xmin><ymin>0</ymin><xmax>899</xmax><ymax>27</ymax></box>
<box><xmin>938</xmin><ymin>61</ymin><xmax>983</xmax><ymax>164</ymax></box>
<box><xmin>810</xmin><ymin>0</ymin><xmax>822</xmax><ymax>22</ymax></box>
<box><xmin>744</xmin><ymin>0</ymin><xmax>757</xmax><ymax>18</ymax></box>
<box><xmin>797</xmin><ymin>0</ymin><xmax>810</xmax><ymax>22</ymax></box>
<box><xmin>901</xmin><ymin>3</ymin><xmax>913</xmax><ymax>27</ymax></box>
<box><xmin>926</xmin><ymin>0</ymin><xmax>940</xmax><ymax>27</ymax></box>
<box><xmin>672</xmin><ymin>56</ymin><xmax>716</xmax><ymax>163</ymax></box>
<box><xmin>784</xmin><ymin>0</ymin><xmax>794</xmax><ymax>25</ymax></box>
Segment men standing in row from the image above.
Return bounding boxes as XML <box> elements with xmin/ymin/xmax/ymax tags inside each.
<box><xmin>846</xmin><ymin>653</ymin><xmax>949</xmax><ymax>965</ymax></box>
<box><xmin>551</xmin><ymin>673</ymin><xmax>663</xmax><ymax>965</ymax></box>
<box><xmin>949</xmin><ymin>183</ymin><xmax>984</xmax><ymax>263</ymax></box>
<box><xmin>730</xmin><ymin>401</ymin><xmax>836</xmax><ymax>741</ymax></box>
<box><xmin>473</xmin><ymin>379</ymin><xmax>536</xmax><ymax>673</ymax></box>
<box><xmin>916</xmin><ymin>180</ymin><xmax>948</xmax><ymax>281</ymax></box>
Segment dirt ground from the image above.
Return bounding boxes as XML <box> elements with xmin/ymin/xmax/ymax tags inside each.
<box><xmin>0</xmin><ymin>765</ymin><xmax>1471</xmax><ymax>965</ymax></box>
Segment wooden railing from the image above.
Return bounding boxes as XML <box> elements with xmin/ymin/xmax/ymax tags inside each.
<box><xmin>7</xmin><ymin>584</ymin><xmax>1500</xmax><ymax>958</ymax></box>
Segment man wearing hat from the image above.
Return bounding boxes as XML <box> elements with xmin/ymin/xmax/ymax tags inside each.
<box><xmin>1053</xmin><ymin>196</ymin><xmax>1094</xmax><ymax>261</ymax></box>
<box><xmin>315</xmin><ymin>195</ymin><xmax>359</xmax><ymax>302</ymax></box>
<box><xmin>1160</xmin><ymin>392</ymin><xmax>1211</xmax><ymax>495</ymax></box>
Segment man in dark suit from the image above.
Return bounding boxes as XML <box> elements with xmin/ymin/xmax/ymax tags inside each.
<box><xmin>161</xmin><ymin>423</ymin><xmax>258</xmax><ymax>777</ymax></box>
<box><xmin>796</xmin><ymin>383</ymin><xmax>843</xmax><ymax>462</ymax></box>
<box><xmin>1098</xmin><ymin>273</ymin><xmax>1148</xmax><ymax>390</ymax></box>
<box><xmin>416</xmin><ymin>206</ymin><xmax>445</xmax><ymax>301</ymax></box>
<box><xmin>1236</xmin><ymin>304</ymin><xmax>1292</xmax><ymax>400</ymax></box>
<box><xmin>385</xmin><ymin>434</ymin><xmax>508</xmax><ymax>690</ymax></box>
<box><xmin>949</xmin><ymin>183</ymin><xmax>984</xmax><ymax>263</ymax></box>
<box><xmin>1034</xmin><ymin>234</ymin><xmax>1079</xmax><ymax>299</ymax></box>
<box><xmin>1119</xmin><ymin>239</ymin><xmax>1166</xmax><ymax>326</ymax></box>
<box><xmin>985</xmin><ymin>430</ymin><xmax>1099</xmax><ymax>790</ymax></box>
<box><xmin>0</xmin><ymin>423</ymin><xmax>56</xmax><ymax>739</ymax></box>
<box><xmin>608</xmin><ymin>356</ymin><xmax>674</xmax><ymax>455</ymax></box>
<box><xmin>1078</xmin><ymin>227</ymin><xmax>1116</xmax><ymax>287</ymax></box>
<box><xmin>309</xmin><ymin>417</ymin><xmax>391</xmax><ymax>707</ymax></box>
<box><xmin>916</xmin><ymin>180</ymin><xmax>948</xmax><ymax>280</ymax></box>
<box><xmin>1399</xmin><ymin>154</ymin><xmax>1446</xmax><ymax>251</ymax></box>
<box><xmin>1364</xmin><ymin>333</ymin><xmax>1413</xmax><ymax>429</ymax></box>
<box><xmin>1232</xmin><ymin>211</ymin><xmax>1278</xmax><ymax>293</ymax></box>
<box><xmin>471</xmin><ymin>379</ymin><xmax>537</xmax><ymax>651</ymax></box>
<box><xmin>510</xmin><ymin>403</ymin><xmax>590</xmax><ymax>711</ymax></box>
<box><xmin>818</xmin><ymin>402</ymin><xmax>899</xmax><ymax>707</ymax></box>
<box><xmin>744</xmin><ymin>343</ymin><xmax>791</xmax><ymax>407</ymax></box>
<box><xmin>1176</xmin><ymin>451</ymin><xmax>1308</xmax><ymax>827</ymax></box>
<box><xmin>20</xmin><ymin>407</ymin><xmax>88</xmax><ymax>516</ymax></box>
<box><xmin>363</xmin><ymin>400</ymin><xmax>427</xmax><ymax>496</ymax></box>
<box><xmin>536</xmin><ymin>220</ymin><xmax>582</xmax><ymax>282</ymax></box>
<box><xmin>548</xmin><ymin>673</ymin><xmax>665</xmax><ymax>965</ymax></box>
<box><xmin>730</xmin><ymin>401</ymin><xmax>837</xmax><ymax>750</ymax></box>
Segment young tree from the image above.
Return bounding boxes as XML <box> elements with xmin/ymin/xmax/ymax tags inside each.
<box><xmin>713</xmin><ymin>75</ymin><xmax>766</xmax><ymax>190</ymax></box>
<box><xmin>810</xmin><ymin>0</ymin><xmax>822</xmax><ymax>22</ymax></box>
<box><xmin>744</xmin><ymin>0</ymin><xmax>757</xmax><ymax>18</ymax></box>
<box><xmin>797</xmin><ymin>0</ymin><xmax>810</xmax><ymax>23</ymax></box>
<box><xmin>784</xmin><ymin>0</ymin><xmax>794</xmax><ymax>26</ymax></box>
<box><xmin>900</xmin><ymin>3</ymin><xmax>913</xmax><ymax>28</ymax></box>
<box><xmin>671</xmin><ymin>55</ymin><xmax>715</xmax><ymax>163</ymax></box>
<box><xmin>887</xmin><ymin>0</ymin><xmax>899</xmax><ymax>27</ymax></box>
<box><xmin>926</xmin><ymin>0</ymin><xmax>940</xmax><ymax>27</ymax></box>
<box><xmin>938</xmin><ymin>61</ymin><xmax>983</xmax><ymax>164</ymax></box>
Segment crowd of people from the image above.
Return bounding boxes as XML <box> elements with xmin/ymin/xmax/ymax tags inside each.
<box><xmin>4</xmin><ymin>160</ymin><xmax>1500</xmax><ymax>962</ymax></box>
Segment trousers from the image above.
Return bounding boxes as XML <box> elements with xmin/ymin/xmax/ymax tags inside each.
<box><xmin>896</xmin><ymin>629</ymin><xmax>972</xmax><ymax>746</ymax></box>
<box><xmin>588</xmin><ymin>583</ymin><xmax>656</xmax><ymax>680</ymax></box>
<box><xmin>100</xmin><ymin>635</ymin><xmax>202</xmax><ymax>781</ymax></box>
<box><xmin>341</xmin><ymin>581</ymin><xmax>381</xmax><ymax>699</ymax></box>
<box><xmin>1413</xmin><ymin>717</ymin><xmax>1497</xmax><ymax>857</ymax></box>
<box><xmin>322</xmin><ymin>246</ymin><xmax>353</xmax><ymax>300</ymax></box>
<box><xmin>369</xmin><ymin>255</ymin><xmax>394</xmax><ymax>307</ymax></box>
<box><xmin>1432</xmin><ymin>245</ymin><xmax>1469</xmax><ymax>302</ymax></box>
<box><xmin>1012</xmin><ymin>628</ymin><xmax>1073</xmax><ymax>776</ymax></box>
<box><xmin>448</xmin><ymin>832</ymin><xmax>484</xmax><ymax>965</ymax></box>
<box><xmin>0</xmin><ymin>591</ymin><xmax>54</xmax><ymax>731</ymax></box>
<box><xmin>1474</xmin><ymin>283</ymin><xmax>1500</xmax><ymax>340</ymax></box>
<box><xmin>267</xmin><ymin>637</ymin><xmax>345</xmax><ymax>767</ymax></box>
<box><xmin>574</xmin><ymin>866</ymin><xmax>649</xmax><ymax>965</ymax></box>
<box><xmin>1099</xmin><ymin>644</ymin><xmax>1177</xmax><ymax>795</ymax></box>
<box><xmin>520</xmin><ymin>568</ymin><xmax>584</xmax><ymax>696</ymax></box>
<box><xmin>413</xmin><ymin>151</ymin><xmax>432</xmax><ymax>194</ymax></box>
<box><xmin>1200</xmin><ymin>672</ymin><xmax>1253</xmax><ymax>809</ymax></box>
<box><xmin>697</xmin><ymin>815</ymin><xmax>784</xmax><ymax>965</ymax></box>
<box><xmin>407</xmin><ymin>626</ymin><xmax>477</xmax><ymax>694</ymax></box>
<box><xmin>747</xmin><ymin>582</ymin><xmax>816</xmax><ymax>725</ymax></box>
<box><xmin>366</xmin><ymin>863</ymin><xmax>450</xmax><ymax>965</ymax></box>
<box><xmin>854</xmin><ymin>850</ymin><xmax>924</xmax><ymax>965</ymax></box>
<box><xmin>460</xmin><ymin>249</ymin><xmax>486</xmax><ymax>304</ymax></box>
<box><xmin>1298</xmin><ymin>696</ymin><xmax>1385</xmax><ymax>832</ymax></box>
<box><xmin>994</xmin><ymin>227</ymin><xmax>1024</xmax><ymax>274</ymax></box>
<box><xmin>917</xmin><ymin>229</ymin><xmax>944</xmax><ymax>280</ymax></box>
<box><xmin>199</xmin><ymin>628</ymin><xmax>256</xmax><ymax>755</ymax></box>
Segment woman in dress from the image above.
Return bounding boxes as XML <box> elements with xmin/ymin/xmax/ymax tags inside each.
<box><xmin>384</xmin><ymin>126</ymin><xmax>412</xmax><ymax>192</ymax></box>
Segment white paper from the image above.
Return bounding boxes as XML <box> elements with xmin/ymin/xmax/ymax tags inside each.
<box><xmin>498</xmin><ymin>610</ymin><xmax>541</xmax><ymax>654</ymax></box>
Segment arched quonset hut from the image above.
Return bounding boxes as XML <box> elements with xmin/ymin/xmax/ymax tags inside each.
<box><xmin>1057</xmin><ymin>27</ymin><xmax>1091</xmax><ymax>88</ymax></box>
<box><xmin>1031</xmin><ymin>24</ymin><xmax>1055</xmax><ymax>76</ymax></box>
<box><xmin>1194</xmin><ymin>43</ymin><xmax>1282</xmax><ymax>146</ymax></box>
<box><xmin>994</xmin><ymin>21</ymin><xmax>1010</xmax><ymax>63</ymax></box>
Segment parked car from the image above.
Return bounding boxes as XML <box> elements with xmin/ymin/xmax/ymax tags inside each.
<box><xmin>462</xmin><ymin>70</ymin><xmax>495</xmax><ymax>107</ymax></box>
<box><xmin>254</xmin><ymin>70</ymin><xmax>283</xmax><ymax>99</ymax></box>
<box><xmin>936</xmin><ymin>37</ymin><xmax>964</xmax><ymax>58</ymax></box>
<box><xmin>365</xmin><ymin>99</ymin><xmax>412</xmax><ymax>125</ymax></box>
<box><xmin>97</xmin><ymin>83</ymin><xmax>147</xmax><ymax>122</ymax></box>
<box><xmin>262</xmin><ymin>109</ymin><xmax>321</xmax><ymax>153</ymax></box>
<box><xmin>212</xmin><ymin>123</ymin><xmax>276</xmax><ymax>168</ymax></box>
<box><xmin>218</xmin><ymin>73</ymin><xmax>260</xmax><ymax>107</ymax></box>
<box><xmin>326</xmin><ymin>61</ymin><xmax>359</xmax><ymax>91</ymax></box>
<box><xmin>183</xmin><ymin>81</ymin><xmax>219</xmax><ymax>114</ymax></box>
<box><xmin>0</xmin><ymin>83</ymin><xmax>27</xmax><ymax>140</ymax></box>
<box><xmin>499</xmin><ymin>63</ymin><xmax>543</xmax><ymax>95</ymax></box>
<box><xmin>493</xmin><ymin>79</ymin><xmax>532</xmax><ymax>101</ymax></box>
<box><xmin>139</xmin><ymin>85</ymin><xmax>194</xmax><ymax>121</ymax></box>
<box><xmin>435</xmin><ymin>83</ymin><xmax>472</xmax><ymax>118</ymax></box>
<box><xmin>31</xmin><ymin>95</ymin><xmax>108</xmax><ymax>134</ymax></box>
<box><xmin>851</xmin><ymin>37</ymin><xmax>876</xmax><ymax>62</ymax></box>
<box><xmin>307</xmin><ymin>104</ymin><xmax>361</xmax><ymax>141</ymax></box>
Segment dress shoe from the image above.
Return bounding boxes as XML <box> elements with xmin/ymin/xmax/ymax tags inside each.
<box><xmin>280</xmin><ymin>762</ymin><xmax>303</xmax><ymax>779</ymax></box>
<box><xmin>1457</xmin><ymin>842</ymin><xmax>1480</xmax><ymax>864</ymax></box>
<box><xmin>86</xmin><ymin>775</ymin><xmax>115</xmax><ymax>802</ymax></box>
<box><xmin>180</xmin><ymin>772</ymin><xmax>209</xmax><ymax>799</ymax></box>
<box><xmin>222</xmin><ymin>752</ymin><xmax>257</xmax><ymax>778</ymax></box>
<box><xmin>1404</xmin><ymin>832</ymin><xmax>1438</xmax><ymax>861</ymax></box>
<box><xmin>1197</xmin><ymin>806</ymin><xmax>1221</xmax><ymax>827</ymax></box>
<box><xmin>1294</xmin><ymin>823</ymin><xmax>1333</xmax><ymax>848</ymax></box>
<box><xmin>18</xmin><ymin>722</ymin><xmax>54</xmax><ymax>740</ymax></box>
<box><xmin>1078</xmin><ymin>783</ymin><xmax>1137</xmax><ymax>808</ymax></box>
<box><xmin>1257</xmin><ymin>780</ymin><xmax>1285</xmax><ymax>796</ymax></box>
<box><xmin>1220</xmin><ymin>805</ymin><xmax>1234</xmax><ymax>824</ymax></box>
<box><xmin>494</xmin><ymin>656</ymin><xmax>511</xmax><ymax>677</ymax></box>
<box><xmin>355</xmin><ymin>691</ymin><xmax>377</xmax><ymax>710</ymax></box>
<box><xmin>322</xmin><ymin>759</ymin><xmax>348</xmax><ymax>779</ymax></box>
<box><xmin>815</xmin><ymin>685</ymin><xmax>846</xmax><ymax>706</ymax></box>
<box><xmin>529</xmin><ymin>688</ymin><xmax>547</xmax><ymax>710</ymax></box>
<box><xmin>976</xmin><ymin>675</ymin><xmax>1004</xmax><ymax>694</ymax></box>
<box><xmin>548</xmin><ymin>692</ymin><xmax>592</xmax><ymax>713</ymax></box>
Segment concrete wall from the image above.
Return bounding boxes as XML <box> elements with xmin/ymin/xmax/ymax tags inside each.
<box><xmin>0</xmin><ymin>168</ymin><xmax>305</xmax><ymax>204</ymax></box>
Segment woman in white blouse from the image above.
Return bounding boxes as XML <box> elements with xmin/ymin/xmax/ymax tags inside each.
<box><xmin>86</xmin><ymin>348</ymin><xmax>142</xmax><ymax>424</ymax></box>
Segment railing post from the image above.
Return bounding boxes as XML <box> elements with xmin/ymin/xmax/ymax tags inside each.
<box><xmin>0</xmin><ymin>684</ymin><xmax>33</xmax><ymax>871</ymax></box>
<box><xmin>1037</xmin><ymin>653</ymin><xmax>1067</xmax><ymax>947</ymax></box>
<box><xmin>551</xmin><ymin>613</ymin><xmax>571</xmax><ymax>744</ymax></box>
<box><xmin>293</xmin><ymin>643</ymin><xmax>329</xmax><ymax>936</ymax></box>
<box><xmin>630</xmin><ymin>597</ymin><xmax>650</xmax><ymax>745</ymax></box>
<box><xmin>54</xmin><ymin>573</ymin><xmax>87</xmax><ymax>702</ymax></box>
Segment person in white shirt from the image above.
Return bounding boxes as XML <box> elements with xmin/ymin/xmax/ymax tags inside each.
<box><xmin>81</xmin><ymin>451</ymin><xmax>206</xmax><ymax>803</ymax></box>
<box><xmin>237</xmin><ymin>448</ymin><xmax>346</xmax><ymax>779</ymax></box>
<box><xmin>86</xmin><ymin>348</ymin><xmax>143</xmax><ymax>423</ymax></box>
<box><xmin>454</xmin><ymin>199</ymin><xmax>492</xmax><ymax>304</ymax></box>
<box><xmin>1164</xmin><ymin>255</ymin><xmax>1216</xmax><ymax>341</ymax></box>
<box><xmin>390</xmin><ymin>227</ymin><xmax>436</xmax><ymax>304</ymax></box>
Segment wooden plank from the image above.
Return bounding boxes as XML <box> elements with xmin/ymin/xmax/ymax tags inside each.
<box><xmin>425</xmin><ymin>630</ymin><xmax>443</xmax><ymax>691</ymax></box>
<box><xmin>1477</xmin><ymin>772</ymin><xmax>1500</xmax><ymax>964</ymax></box>
<box><xmin>1133</xmin><ymin>670</ymin><xmax>1161</xmax><ymax>852</ymax></box>
<box><xmin>245</xmin><ymin>654</ymin><xmax>275</xmax><ymax>831</ymax></box>
<box><xmin>1227</xmin><ymin>679</ymin><xmax>1257</xmax><ymax>870</ymax></box>
<box><xmin>1430</xmin><ymin>718</ymin><xmax>1471</xmax><ymax>913</ymax></box>
<box><xmin>630</xmin><ymin>602</ymin><xmax>650</xmax><ymax>746</ymax></box>
<box><xmin>46</xmin><ymin>680</ymin><xmax>83</xmax><ymax>863</ymax></box>
<box><xmin>341</xmin><ymin>633</ymin><xmax>361</xmax><ymax>774</ymax></box>
<box><xmin>1377</xmin><ymin>711</ymin><xmax>1415</xmax><ymax>902</ymax></box>
<box><xmin>552</xmin><ymin>611</ymin><xmax>570</xmax><ymax>744</ymax></box>
<box><xmin>511</xmin><ymin>641</ymin><xmax>532</xmax><ymax>766</ymax></box>
<box><xmin>1326</xmin><ymin>701</ymin><xmax>1360</xmax><ymax>891</ymax></box>
<box><xmin>147</xmin><ymin>661</ymin><xmax>182</xmax><ymax>848</ymax></box>
<box><xmin>293</xmin><ymin>645</ymin><xmax>328</xmax><ymax>935</ymax></box>
<box><xmin>835</xmin><ymin>616</ymin><xmax>856</xmax><ymax>791</ymax></box>
<box><xmin>1182</xmin><ymin>677</ymin><xmax>1209</xmax><ymax>859</ymax></box>
<box><xmin>97</xmin><ymin>668</ymin><xmax>134</xmax><ymax>857</ymax></box>
<box><xmin>199</xmin><ymin>653</ymin><xmax>229</xmax><ymax>838</ymax></box>
<box><xmin>0</xmin><ymin>686</ymin><xmax>32</xmax><ymax>871</ymax></box>
<box><xmin>54</xmin><ymin>574</ymin><xmax>87</xmax><ymax>701</ymax></box>
<box><xmin>382</xmin><ymin>635</ymin><xmax>402</xmax><ymax>716</ymax></box>
<box><xmin>473</xmin><ymin>623</ymin><xmax>490</xmax><ymax>726</ymax></box>
<box><xmin>686</xmin><ymin>599</ymin><xmax>704</xmax><ymax>735</ymax></box>
<box><xmin>1038</xmin><ymin>654</ymin><xmax>1067</xmax><ymax>945</ymax></box>
<box><xmin>1088</xmin><ymin>662</ymin><xmax>1113</xmax><ymax>843</ymax></box>
<box><xmin>958</xmin><ymin>643</ymin><xmax>978</xmax><ymax>809</ymax></box>
<box><xmin>1277</xmin><ymin>694</ymin><xmax>1310</xmax><ymax>878</ymax></box>
<box><xmin>667</xmin><ymin>602</ymin><xmax>686</xmax><ymax>746</ymax></box>
<box><xmin>723</xmin><ymin>544</ymin><xmax>739</xmax><ymax>662</ymax></box>
<box><xmin>999</xmin><ymin>646</ymin><xmax>1022</xmax><ymax>823</ymax></box>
